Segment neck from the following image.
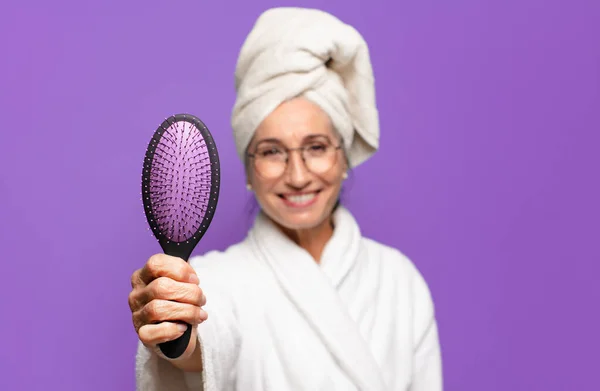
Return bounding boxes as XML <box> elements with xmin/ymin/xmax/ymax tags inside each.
<box><xmin>277</xmin><ymin>214</ymin><xmax>335</xmax><ymax>263</ymax></box>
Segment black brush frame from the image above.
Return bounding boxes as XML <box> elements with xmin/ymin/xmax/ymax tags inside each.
<box><xmin>141</xmin><ymin>113</ymin><xmax>220</xmax><ymax>359</ymax></box>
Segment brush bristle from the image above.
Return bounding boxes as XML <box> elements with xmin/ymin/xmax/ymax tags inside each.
<box><xmin>146</xmin><ymin>120</ymin><xmax>212</xmax><ymax>243</ymax></box>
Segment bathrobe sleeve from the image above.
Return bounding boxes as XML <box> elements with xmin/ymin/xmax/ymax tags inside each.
<box><xmin>409</xmin><ymin>265</ymin><xmax>444</xmax><ymax>391</ymax></box>
<box><xmin>135</xmin><ymin>252</ymin><xmax>242</xmax><ymax>391</ymax></box>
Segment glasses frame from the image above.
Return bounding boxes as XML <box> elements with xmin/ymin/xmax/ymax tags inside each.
<box><xmin>246</xmin><ymin>137</ymin><xmax>343</xmax><ymax>179</ymax></box>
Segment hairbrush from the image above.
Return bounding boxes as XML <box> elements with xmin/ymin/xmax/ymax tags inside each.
<box><xmin>141</xmin><ymin>113</ymin><xmax>220</xmax><ymax>359</ymax></box>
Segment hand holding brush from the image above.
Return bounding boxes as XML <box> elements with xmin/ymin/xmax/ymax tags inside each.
<box><xmin>129</xmin><ymin>254</ymin><xmax>207</xmax><ymax>365</ymax></box>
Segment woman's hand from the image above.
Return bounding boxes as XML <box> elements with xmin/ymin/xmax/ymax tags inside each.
<box><xmin>129</xmin><ymin>254</ymin><xmax>208</xmax><ymax>362</ymax></box>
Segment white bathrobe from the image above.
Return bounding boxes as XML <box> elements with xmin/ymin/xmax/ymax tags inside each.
<box><xmin>135</xmin><ymin>207</ymin><xmax>443</xmax><ymax>390</ymax></box>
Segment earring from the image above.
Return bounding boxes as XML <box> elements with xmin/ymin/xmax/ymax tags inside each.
<box><xmin>246</xmin><ymin>183</ymin><xmax>252</xmax><ymax>191</ymax></box>
<box><xmin>342</xmin><ymin>172</ymin><xmax>348</xmax><ymax>180</ymax></box>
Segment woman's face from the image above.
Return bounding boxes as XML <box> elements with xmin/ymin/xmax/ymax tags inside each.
<box><xmin>246</xmin><ymin>97</ymin><xmax>347</xmax><ymax>231</ymax></box>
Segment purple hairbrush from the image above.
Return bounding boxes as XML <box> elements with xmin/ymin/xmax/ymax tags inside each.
<box><xmin>142</xmin><ymin>114</ymin><xmax>220</xmax><ymax>359</ymax></box>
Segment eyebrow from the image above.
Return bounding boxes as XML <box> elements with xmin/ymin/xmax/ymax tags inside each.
<box><xmin>254</xmin><ymin>134</ymin><xmax>330</xmax><ymax>145</ymax></box>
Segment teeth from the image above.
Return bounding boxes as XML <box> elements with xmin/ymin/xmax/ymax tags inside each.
<box><xmin>285</xmin><ymin>193</ymin><xmax>316</xmax><ymax>204</ymax></box>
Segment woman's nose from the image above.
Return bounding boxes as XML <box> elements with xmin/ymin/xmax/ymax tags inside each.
<box><xmin>285</xmin><ymin>150</ymin><xmax>311</xmax><ymax>188</ymax></box>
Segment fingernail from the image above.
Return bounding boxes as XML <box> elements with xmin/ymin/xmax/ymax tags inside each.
<box><xmin>188</xmin><ymin>273</ymin><xmax>199</xmax><ymax>284</ymax></box>
<box><xmin>177</xmin><ymin>323</ymin><xmax>187</xmax><ymax>332</ymax></box>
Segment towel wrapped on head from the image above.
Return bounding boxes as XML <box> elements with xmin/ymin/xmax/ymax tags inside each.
<box><xmin>231</xmin><ymin>7</ymin><xmax>380</xmax><ymax>168</ymax></box>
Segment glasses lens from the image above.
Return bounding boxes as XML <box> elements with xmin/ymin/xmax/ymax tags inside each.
<box><xmin>253</xmin><ymin>143</ymin><xmax>286</xmax><ymax>178</ymax></box>
<box><xmin>304</xmin><ymin>139</ymin><xmax>337</xmax><ymax>174</ymax></box>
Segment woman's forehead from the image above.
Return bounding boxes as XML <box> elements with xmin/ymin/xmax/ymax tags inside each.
<box><xmin>254</xmin><ymin>128</ymin><xmax>333</xmax><ymax>144</ymax></box>
<box><xmin>254</xmin><ymin>98</ymin><xmax>335</xmax><ymax>142</ymax></box>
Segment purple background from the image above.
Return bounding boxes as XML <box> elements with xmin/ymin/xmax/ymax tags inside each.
<box><xmin>1</xmin><ymin>1</ymin><xmax>598</xmax><ymax>390</ymax></box>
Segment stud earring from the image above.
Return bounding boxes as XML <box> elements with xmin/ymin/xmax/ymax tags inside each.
<box><xmin>342</xmin><ymin>172</ymin><xmax>348</xmax><ymax>180</ymax></box>
<box><xmin>246</xmin><ymin>183</ymin><xmax>253</xmax><ymax>191</ymax></box>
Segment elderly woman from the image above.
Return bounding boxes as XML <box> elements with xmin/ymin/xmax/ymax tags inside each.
<box><xmin>130</xmin><ymin>7</ymin><xmax>443</xmax><ymax>391</ymax></box>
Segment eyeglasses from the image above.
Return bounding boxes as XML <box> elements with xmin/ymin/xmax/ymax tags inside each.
<box><xmin>247</xmin><ymin>136</ymin><xmax>343</xmax><ymax>179</ymax></box>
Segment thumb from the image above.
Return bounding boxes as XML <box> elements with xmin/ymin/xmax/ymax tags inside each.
<box><xmin>154</xmin><ymin>324</ymin><xmax>198</xmax><ymax>361</ymax></box>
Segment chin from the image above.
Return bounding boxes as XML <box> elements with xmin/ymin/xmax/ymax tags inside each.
<box><xmin>275</xmin><ymin>213</ymin><xmax>325</xmax><ymax>231</ymax></box>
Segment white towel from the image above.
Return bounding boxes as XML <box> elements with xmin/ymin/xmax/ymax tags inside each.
<box><xmin>231</xmin><ymin>7</ymin><xmax>380</xmax><ymax>168</ymax></box>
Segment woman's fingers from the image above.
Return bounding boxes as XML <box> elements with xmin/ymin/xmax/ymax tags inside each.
<box><xmin>140</xmin><ymin>323</ymin><xmax>200</xmax><ymax>361</ymax></box>
<box><xmin>133</xmin><ymin>299</ymin><xmax>208</xmax><ymax>332</ymax></box>
<box><xmin>145</xmin><ymin>277</ymin><xmax>205</xmax><ymax>306</ymax></box>
<box><xmin>139</xmin><ymin>254</ymin><xmax>199</xmax><ymax>285</ymax></box>
<box><xmin>138</xmin><ymin>322</ymin><xmax>190</xmax><ymax>346</ymax></box>
<box><xmin>128</xmin><ymin>276</ymin><xmax>204</xmax><ymax>314</ymax></box>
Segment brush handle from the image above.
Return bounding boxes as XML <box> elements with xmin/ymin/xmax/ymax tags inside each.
<box><xmin>156</xmin><ymin>245</ymin><xmax>195</xmax><ymax>359</ymax></box>
<box><xmin>158</xmin><ymin>322</ymin><xmax>192</xmax><ymax>359</ymax></box>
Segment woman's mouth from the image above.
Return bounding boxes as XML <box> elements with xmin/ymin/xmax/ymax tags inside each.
<box><xmin>279</xmin><ymin>191</ymin><xmax>320</xmax><ymax>208</ymax></box>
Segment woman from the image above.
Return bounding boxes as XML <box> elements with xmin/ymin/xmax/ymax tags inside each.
<box><xmin>130</xmin><ymin>7</ymin><xmax>443</xmax><ymax>391</ymax></box>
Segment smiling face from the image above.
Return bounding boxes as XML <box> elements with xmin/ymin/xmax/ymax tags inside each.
<box><xmin>245</xmin><ymin>97</ymin><xmax>348</xmax><ymax>231</ymax></box>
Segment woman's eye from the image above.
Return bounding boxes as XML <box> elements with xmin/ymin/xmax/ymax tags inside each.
<box><xmin>259</xmin><ymin>147</ymin><xmax>281</xmax><ymax>157</ymax></box>
<box><xmin>308</xmin><ymin>144</ymin><xmax>326</xmax><ymax>152</ymax></box>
